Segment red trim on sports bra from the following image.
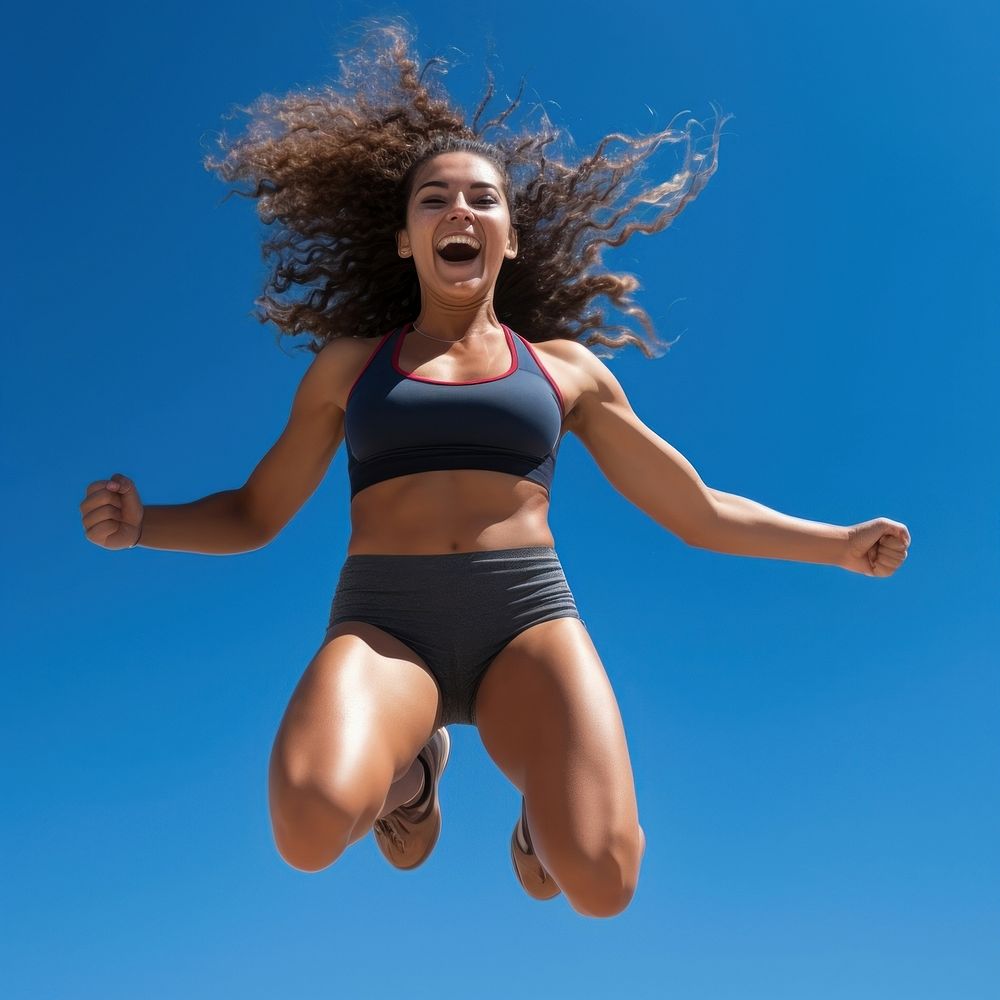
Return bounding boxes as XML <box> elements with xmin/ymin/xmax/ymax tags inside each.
<box><xmin>392</xmin><ymin>322</ymin><xmax>519</xmax><ymax>385</ymax></box>
<box><xmin>514</xmin><ymin>333</ymin><xmax>567</xmax><ymax>421</ymax></box>
<box><xmin>346</xmin><ymin>328</ymin><xmax>396</xmax><ymax>405</ymax></box>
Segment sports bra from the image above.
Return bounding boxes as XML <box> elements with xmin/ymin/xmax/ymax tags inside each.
<box><xmin>344</xmin><ymin>322</ymin><xmax>566</xmax><ymax>501</ymax></box>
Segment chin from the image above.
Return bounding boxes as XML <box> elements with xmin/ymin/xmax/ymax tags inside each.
<box><xmin>432</xmin><ymin>266</ymin><xmax>496</xmax><ymax>291</ymax></box>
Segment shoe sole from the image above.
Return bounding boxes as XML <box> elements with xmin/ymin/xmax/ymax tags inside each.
<box><xmin>401</xmin><ymin>725</ymin><xmax>452</xmax><ymax>825</ymax></box>
<box><xmin>426</xmin><ymin>727</ymin><xmax>451</xmax><ymax>804</ymax></box>
<box><xmin>373</xmin><ymin>726</ymin><xmax>452</xmax><ymax>871</ymax></box>
<box><xmin>510</xmin><ymin>797</ymin><xmax>561</xmax><ymax>901</ymax></box>
<box><xmin>394</xmin><ymin>726</ymin><xmax>451</xmax><ymax>871</ymax></box>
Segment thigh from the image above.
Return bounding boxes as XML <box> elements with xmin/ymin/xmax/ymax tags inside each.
<box><xmin>473</xmin><ymin>617</ymin><xmax>641</xmax><ymax>860</ymax></box>
<box><xmin>270</xmin><ymin>621</ymin><xmax>443</xmax><ymax>819</ymax></box>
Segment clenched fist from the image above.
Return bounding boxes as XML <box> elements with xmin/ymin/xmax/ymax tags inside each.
<box><xmin>842</xmin><ymin>518</ymin><xmax>911</xmax><ymax>578</ymax></box>
<box><xmin>80</xmin><ymin>473</ymin><xmax>144</xmax><ymax>550</ymax></box>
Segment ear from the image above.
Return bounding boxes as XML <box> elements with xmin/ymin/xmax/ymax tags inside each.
<box><xmin>397</xmin><ymin>230</ymin><xmax>412</xmax><ymax>258</ymax></box>
<box><xmin>504</xmin><ymin>227</ymin><xmax>518</xmax><ymax>260</ymax></box>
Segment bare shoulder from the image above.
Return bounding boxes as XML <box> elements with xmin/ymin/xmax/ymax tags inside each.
<box><xmin>530</xmin><ymin>337</ymin><xmax>626</xmax><ymax>430</ymax></box>
<box><xmin>311</xmin><ymin>335</ymin><xmax>390</xmax><ymax>411</ymax></box>
<box><xmin>532</xmin><ymin>336</ymin><xmax>619</xmax><ymax>391</ymax></box>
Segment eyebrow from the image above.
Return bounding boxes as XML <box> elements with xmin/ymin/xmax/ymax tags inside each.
<box><xmin>415</xmin><ymin>180</ymin><xmax>501</xmax><ymax>194</ymax></box>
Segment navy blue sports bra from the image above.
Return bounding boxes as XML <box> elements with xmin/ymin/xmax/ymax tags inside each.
<box><xmin>344</xmin><ymin>322</ymin><xmax>566</xmax><ymax>501</ymax></box>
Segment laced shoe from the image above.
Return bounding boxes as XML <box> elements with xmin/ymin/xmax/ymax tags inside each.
<box><xmin>510</xmin><ymin>796</ymin><xmax>561</xmax><ymax>900</ymax></box>
<box><xmin>373</xmin><ymin>726</ymin><xmax>451</xmax><ymax>871</ymax></box>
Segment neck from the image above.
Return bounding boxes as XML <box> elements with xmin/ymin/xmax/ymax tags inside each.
<box><xmin>412</xmin><ymin>295</ymin><xmax>502</xmax><ymax>342</ymax></box>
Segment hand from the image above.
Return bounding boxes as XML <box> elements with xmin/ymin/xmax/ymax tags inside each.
<box><xmin>80</xmin><ymin>473</ymin><xmax>145</xmax><ymax>550</ymax></box>
<box><xmin>841</xmin><ymin>518</ymin><xmax>911</xmax><ymax>577</ymax></box>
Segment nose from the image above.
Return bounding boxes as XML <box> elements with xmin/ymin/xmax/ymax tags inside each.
<box><xmin>446</xmin><ymin>195</ymin><xmax>475</xmax><ymax>222</ymax></box>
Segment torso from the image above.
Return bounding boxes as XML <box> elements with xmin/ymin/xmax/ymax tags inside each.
<box><xmin>329</xmin><ymin>327</ymin><xmax>590</xmax><ymax>555</ymax></box>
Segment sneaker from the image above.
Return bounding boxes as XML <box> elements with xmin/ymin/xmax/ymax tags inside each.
<box><xmin>510</xmin><ymin>796</ymin><xmax>561</xmax><ymax>900</ymax></box>
<box><xmin>373</xmin><ymin>726</ymin><xmax>451</xmax><ymax>871</ymax></box>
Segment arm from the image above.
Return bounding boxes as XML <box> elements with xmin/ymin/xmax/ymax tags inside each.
<box><xmin>139</xmin><ymin>489</ymin><xmax>266</xmax><ymax>555</ymax></box>
<box><xmin>140</xmin><ymin>342</ymin><xmax>346</xmax><ymax>554</ymax></box>
<box><xmin>567</xmin><ymin>344</ymin><xmax>720</xmax><ymax>546</ymax></box>
<box><xmin>703</xmin><ymin>488</ymin><xmax>849</xmax><ymax>567</ymax></box>
<box><xmin>567</xmin><ymin>342</ymin><xmax>848</xmax><ymax>566</ymax></box>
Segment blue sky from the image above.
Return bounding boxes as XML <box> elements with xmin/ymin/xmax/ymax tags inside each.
<box><xmin>4</xmin><ymin>1</ymin><xmax>997</xmax><ymax>997</ymax></box>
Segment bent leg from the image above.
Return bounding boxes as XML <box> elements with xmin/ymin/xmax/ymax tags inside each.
<box><xmin>269</xmin><ymin>621</ymin><xmax>443</xmax><ymax>872</ymax></box>
<box><xmin>474</xmin><ymin>617</ymin><xmax>645</xmax><ymax>917</ymax></box>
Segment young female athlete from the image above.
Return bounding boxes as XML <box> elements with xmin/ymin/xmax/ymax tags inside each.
<box><xmin>78</xmin><ymin>27</ymin><xmax>910</xmax><ymax>918</ymax></box>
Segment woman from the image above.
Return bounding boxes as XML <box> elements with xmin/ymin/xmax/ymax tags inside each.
<box><xmin>78</xmin><ymin>27</ymin><xmax>910</xmax><ymax>919</ymax></box>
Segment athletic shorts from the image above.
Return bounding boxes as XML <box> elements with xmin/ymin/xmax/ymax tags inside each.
<box><xmin>324</xmin><ymin>545</ymin><xmax>586</xmax><ymax>726</ymax></box>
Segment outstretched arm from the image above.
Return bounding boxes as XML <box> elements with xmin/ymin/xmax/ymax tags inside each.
<box><xmin>702</xmin><ymin>488</ymin><xmax>848</xmax><ymax>565</ymax></box>
<box><xmin>566</xmin><ymin>345</ymin><xmax>720</xmax><ymax>547</ymax></box>
<box><xmin>704</xmin><ymin>490</ymin><xmax>910</xmax><ymax>576</ymax></box>
<box><xmin>566</xmin><ymin>343</ymin><xmax>909</xmax><ymax>576</ymax></box>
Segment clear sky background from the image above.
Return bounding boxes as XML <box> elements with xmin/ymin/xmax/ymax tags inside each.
<box><xmin>4</xmin><ymin>1</ymin><xmax>997</xmax><ymax>998</ymax></box>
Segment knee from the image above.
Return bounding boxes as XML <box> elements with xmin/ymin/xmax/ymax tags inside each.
<box><xmin>572</xmin><ymin>881</ymin><xmax>638</xmax><ymax>919</ymax></box>
<box><xmin>268</xmin><ymin>757</ymin><xmax>381</xmax><ymax>873</ymax></box>
<box><xmin>565</xmin><ymin>864</ymin><xmax>639</xmax><ymax>919</ymax></box>
<box><xmin>269</xmin><ymin>779</ymin><xmax>357</xmax><ymax>872</ymax></box>
<box><xmin>560</xmin><ymin>823</ymin><xmax>646</xmax><ymax>919</ymax></box>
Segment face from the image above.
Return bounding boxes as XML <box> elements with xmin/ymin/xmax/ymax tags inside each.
<box><xmin>397</xmin><ymin>151</ymin><xmax>518</xmax><ymax>298</ymax></box>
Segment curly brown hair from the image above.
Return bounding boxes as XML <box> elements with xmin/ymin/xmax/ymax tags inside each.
<box><xmin>203</xmin><ymin>21</ymin><xmax>731</xmax><ymax>359</ymax></box>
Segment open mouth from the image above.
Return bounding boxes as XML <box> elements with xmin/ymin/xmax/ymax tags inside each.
<box><xmin>435</xmin><ymin>234</ymin><xmax>482</xmax><ymax>263</ymax></box>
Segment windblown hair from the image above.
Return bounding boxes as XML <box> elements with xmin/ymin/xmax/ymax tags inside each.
<box><xmin>203</xmin><ymin>22</ymin><xmax>731</xmax><ymax>358</ymax></box>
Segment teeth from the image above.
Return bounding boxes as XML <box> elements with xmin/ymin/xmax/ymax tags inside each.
<box><xmin>436</xmin><ymin>234</ymin><xmax>481</xmax><ymax>252</ymax></box>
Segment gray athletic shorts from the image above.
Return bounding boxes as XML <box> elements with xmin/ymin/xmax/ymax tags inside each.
<box><xmin>324</xmin><ymin>545</ymin><xmax>586</xmax><ymax>727</ymax></box>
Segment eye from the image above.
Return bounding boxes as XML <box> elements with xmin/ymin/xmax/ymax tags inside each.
<box><xmin>418</xmin><ymin>194</ymin><xmax>500</xmax><ymax>207</ymax></box>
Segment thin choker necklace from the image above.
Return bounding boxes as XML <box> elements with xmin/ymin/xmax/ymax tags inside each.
<box><xmin>411</xmin><ymin>321</ymin><xmax>499</xmax><ymax>344</ymax></box>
